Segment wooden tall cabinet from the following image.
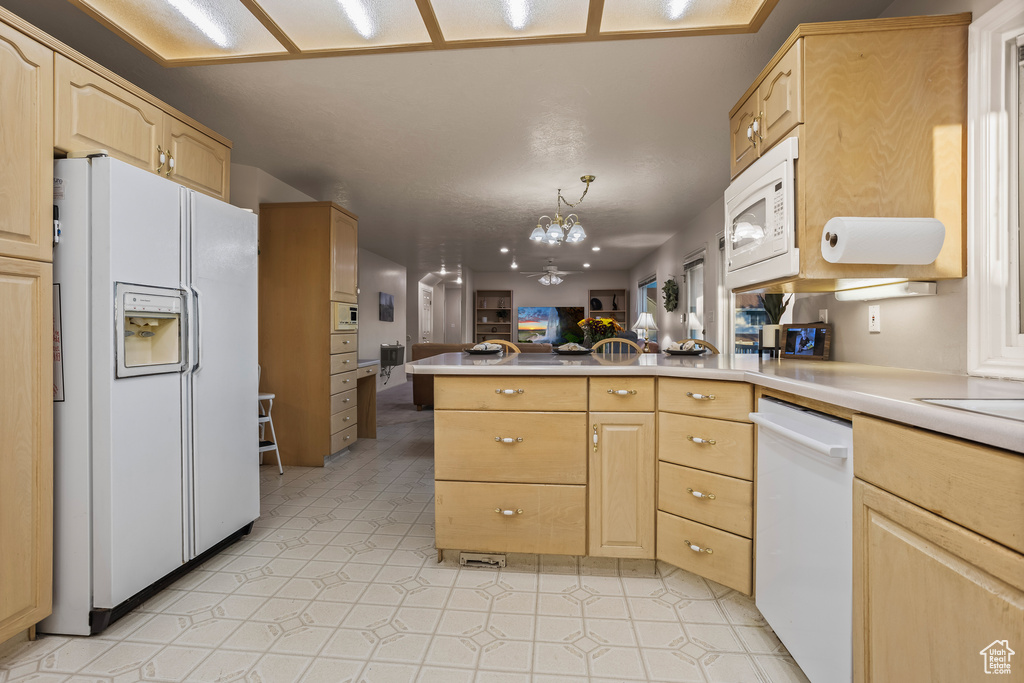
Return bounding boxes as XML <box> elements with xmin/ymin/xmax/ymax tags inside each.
<box><xmin>258</xmin><ymin>202</ymin><xmax>360</xmax><ymax>467</ymax></box>
<box><xmin>728</xmin><ymin>14</ymin><xmax>971</xmax><ymax>292</ymax></box>
<box><xmin>0</xmin><ymin>19</ymin><xmax>53</xmax><ymax>645</ymax></box>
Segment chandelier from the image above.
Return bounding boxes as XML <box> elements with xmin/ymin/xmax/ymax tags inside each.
<box><xmin>530</xmin><ymin>175</ymin><xmax>595</xmax><ymax>245</ymax></box>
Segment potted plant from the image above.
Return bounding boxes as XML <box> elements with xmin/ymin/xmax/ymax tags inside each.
<box><xmin>757</xmin><ymin>293</ymin><xmax>792</xmax><ymax>353</ymax></box>
<box><xmin>578</xmin><ymin>317</ymin><xmax>624</xmax><ymax>347</ymax></box>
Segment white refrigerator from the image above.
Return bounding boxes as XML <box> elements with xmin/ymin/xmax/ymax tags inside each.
<box><xmin>43</xmin><ymin>157</ymin><xmax>259</xmax><ymax>635</ymax></box>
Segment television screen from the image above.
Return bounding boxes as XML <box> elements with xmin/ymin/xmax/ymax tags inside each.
<box><xmin>517</xmin><ymin>306</ymin><xmax>585</xmax><ymax>344</ymax></box>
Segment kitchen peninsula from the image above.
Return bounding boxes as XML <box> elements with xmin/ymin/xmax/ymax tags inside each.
<box><xmin>409</xmin><ymin>351</ymin><xmax>1024</xmax><ymax>680</ymax></box>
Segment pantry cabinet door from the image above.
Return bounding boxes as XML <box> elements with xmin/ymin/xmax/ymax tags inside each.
<box><xmin>330</xmin><ymin>208</ymin><xmax>358</xmax><ymax>303</ymax></box>
<box><xmin>0</xmin><ymin>24</ymin><xmax>53</xmax><ymax>262</ymax></box>
<box><xmin>55</xmin><ymin>54</ymin><xmax>165</xmax><ymax>173</ymax></box>
<box><xmin>758</xmin><ymin>38</ymin><xmax>802</xmax><ymax>151</ymax></box>
<box><xmin>0</xmin><ymin>258</ymin><xmax>53</xmax><ymax>642</ymax></box>
<box><xmin>166</xmin><ymin>115</ymin><xmax>231</xmax><ymax>201</ymax></box>
<box><xmin>729</xmin><ymin>92</ymin><xmax>759</xmax><ymax>179</ymax></box>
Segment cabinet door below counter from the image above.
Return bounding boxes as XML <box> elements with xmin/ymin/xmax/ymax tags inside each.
<box><xmin>589</xmin><ymin>413</ymin><xmax>655</xmax><ymax>559</ymax></box>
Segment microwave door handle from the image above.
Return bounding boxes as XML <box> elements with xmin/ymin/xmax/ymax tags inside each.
<box><xmin>191</xmin><ymin>286</ymin><xmax>201</xmax><ymax>373</ymax></box>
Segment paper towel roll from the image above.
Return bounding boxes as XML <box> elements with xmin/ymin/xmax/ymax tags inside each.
<box><xmin>820</xmin><ymin>217</ymin><xmax>945</xmax><ymax>265</ymax></box>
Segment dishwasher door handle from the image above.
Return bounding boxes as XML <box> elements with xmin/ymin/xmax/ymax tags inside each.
<box><xmin>749</xmin><ymin>413</ymin><xmax>849</xmax><ymax>459</ymax></box>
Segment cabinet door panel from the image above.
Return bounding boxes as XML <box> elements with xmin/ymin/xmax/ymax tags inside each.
<box><xmin>853</xmin><ymin>481</ymin><xmax>1024</xmax><ymax>683</ymax></box>
<box><xmin>0</xmin><ymin>258</ymin><xmax>53</xmax><ymax>641</ymax></box>
<box><xmin>166</xmin><ymin>117</ymin><xmax>230</xmax><ymax>201</ymax></box>
<box><xmin>759</xmin><ymin>38</ymin><xmax>802</xmax><ymax>151</ymax></box>
<box><xmin>589</xmin><ymin>413</ymin><xmax>655</xmax><ymax>559</ymax></box>
<box><xmin>330</xmin><ymin>209</ymin><xmax>358</xmax><ymax>303</ymax></box>
<box><xmin>55</xmin><ymin>55</ymin><xmax>163</xmax><ymax>173</ymax></box>
<box><xmin>0</xmin><ymin>24</ymin><xmax>53</xmax><ymax>262</ymax></box>
<box><xmin>729</xmin><ymin>92</ymin><xmax>759</xmax><ymax>179</ymax></box>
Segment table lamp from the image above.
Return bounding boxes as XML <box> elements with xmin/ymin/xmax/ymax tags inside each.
<box><xmin>632</xmin><ymin>312</ymin><xmax>658</xmax><ymax>352</ymax></box>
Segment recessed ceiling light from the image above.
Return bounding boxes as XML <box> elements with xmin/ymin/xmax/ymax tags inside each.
<box><xmin>667</xmin><ymin>0</ymin><xmax>694</xmax><ymax>20</ymax></box>
<box><xmin>500</xmin><ymin>247</ymin><xmax>509</xmax><ymax>253</ymax></box>
<box><xmin>456</xmin><ymin>275</ymin><xmax>463</xmax><ymax>284</ymax></box>
<box><xmin>167</xmin><ymin>0</ymin><xmax>230</xmax><ymax>47</ymax></box>
<box><xmin>504</xmin><ymin>0</ymin><xmax>530</xmax><ymax>30</ymax></box>
<box><xmin>511</xmin><ymin>260</ymin><xmax>518</xmax><ymax>269</ymax></box>
<box><xmin>338</xmin><ymin>0</ymin><xmax>376</xmax><ymax>39</ymax></box>
<box><xmin>440</xmin><ymin>265</ymin><xmax>446</xmax><ymax>275</ymax></box>
<box><xmin>583</xmin><ymin>263</ymin><xmax>590</xmax><ymax>268</ymax></box>
<box><xmin>592</xmin><ymin>246</ymin><xmax>601</xmax><ymax>252</ymax></box>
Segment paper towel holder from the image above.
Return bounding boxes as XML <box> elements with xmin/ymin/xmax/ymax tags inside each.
<box><xmin>820</xmin><ymin>217</ymin><xmax>945</xmax><ymax>265</ymax></box>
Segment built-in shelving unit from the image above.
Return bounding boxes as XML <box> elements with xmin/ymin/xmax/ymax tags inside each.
<box><xmin>475</xmin><ymin>289</ymin><xmax>514</xmax><ymax>343</ymax></box>
<box><xmin>588</xmin><ymin>289</ymin><xmax>629</xmax><ymax>327</ymax></box>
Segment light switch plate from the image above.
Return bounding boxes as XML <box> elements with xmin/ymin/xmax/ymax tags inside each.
<box><xmin>868</xmin><ymin>305</ymin><xmax>881</xmax><ymax>333</ymax></box>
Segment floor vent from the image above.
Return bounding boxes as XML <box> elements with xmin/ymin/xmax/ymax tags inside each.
<box><xmin>459</xmin><ymin>552</ymin><xmax>506</xmax><ymax>569</ymax></box>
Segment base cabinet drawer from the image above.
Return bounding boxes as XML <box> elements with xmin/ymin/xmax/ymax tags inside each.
<box><xmin>658</xmin><ymin>412</ymin><xmax>754</xmax><ymax>480</ymax></box>
<box><xmin>330</xmin><ymin>352</ymin><xmax>358</xmax><ymax>375</ymax></box>
<box><xmin>435</xmin><ymin>376</ymin><xmax>587</xmax><ymax>411</ymax></box>
<box><xmin>436</xmin><ymin>481</ymin><xmax>586</xmax><ymax>555</ymax></box>
<box><xmin>435</xmin><ymin>411</ymin><xmax>586</xmax><ymax>484</ymax></box>
<box><xmin>330</xmin><ymin>406</ymin><xmax>357</xmax><ymax>433</ymax></box>
<box><xmin>330</xmin><ymin>424</ymin><xmax>357</xmax><ymax>452</ymax></box>
<box><xmin>330</xmin><ymin>370</ymin><xmax>357</xmax><ymax>394</ymax></box>
<box><xmin>657</xmin><ymin>511</ymin><xmax>752</xmax><ymax>595</ymax></box>
<box><xmin>588</xmin><ymin>377</ymin><xmax>656</xmax><ymax>412</ymax></box>
<box><xmin>658</xmin><ymin>378</ymin><xmax>753</xmax><ymax>422</ymax></box>
<box><xmin>330</xmin><ymin>333</ymin><xmax>356</xmax><ymax>354</ymax></box>
<box><xmin>659</xmin><ymin>463</ymin><xmax>753</xmax><ymax>538</ymax></box>
<box><xmin>331</xmin><ymin>388</ymin><xmax>356</xmax><ymax>414</ymax></box>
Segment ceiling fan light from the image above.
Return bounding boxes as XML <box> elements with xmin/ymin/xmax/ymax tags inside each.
<box><xmin>538</xmin><ymin>274</ymin><xmax>551</xmax><ymax>285</ymax></box>
<box><xmin>530</xmin><ymin>226</ymin><xmax>546</xmax><ymax>241</ymax></box>
<box><xmin>550</xmin><ymin>274</ymin><xmax>563</xmax><ymax>285</ymax></box>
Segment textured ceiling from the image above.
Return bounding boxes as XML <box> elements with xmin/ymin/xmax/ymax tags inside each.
<box><xmin>2</xmin><ymin>0</ymin><xmax>893</xmax><ymax>280</ymax></box>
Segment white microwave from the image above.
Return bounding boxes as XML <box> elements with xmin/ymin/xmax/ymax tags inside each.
<box><xmin>724</xmin><ymin>137</ymin><xmax>800</xmax><ymax>290</ymax></box>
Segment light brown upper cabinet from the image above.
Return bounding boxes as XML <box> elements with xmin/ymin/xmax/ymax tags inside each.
<box><xmin>54</xmin><ymin>55</ymin><xmax>231</xmax><ymax>201</ymax></box>
<box><xmin>331</xmin><ymin>208</ymin><xmax>358</xmax><ymax>303</ymax></box>
<box><xmin>166</xmin><ymin>116</ymin><xmax>230</xmax><ymax>201</ymax></box>
<box><xmin>727</xmin><ymin>14</ymin><xmax>970</xmax><ymax>291</ymax></box>
<box><xmin>0</xmin><ymin>23</ymin><xmax>53</xmax><ymax>262</ymax></box>
<box><xmin>730</xmin><ymin>39</ymin><xmax>802</xmax><ymax>178</ymax></box>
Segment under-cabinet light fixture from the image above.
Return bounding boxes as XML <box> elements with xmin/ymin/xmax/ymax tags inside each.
<box><xmin>833</xmin><ymin>280</ymin><xmax>937</xmax><ymax>301</ymax></box>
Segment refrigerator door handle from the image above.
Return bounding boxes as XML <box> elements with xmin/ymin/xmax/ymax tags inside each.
<box><xmin>191</xmin><ymin>286</ymin><xmax>202</xmax><ymax>373</ymax></box>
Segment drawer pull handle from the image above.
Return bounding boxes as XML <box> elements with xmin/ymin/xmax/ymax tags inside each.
<box><xmin>495</xmin><ymin>508</ymin><xmax>523</xmax><ymax>516</ymax></box>
<box><xmin>494</xmin><ymin>437</ymin><xmax>523</xmax><ymax>443</ymax></box>
<box><xmin>686</xmin><ymin>435</ymin><xmax>717</xmax><ymax>445</ymax></box>
<box><xmin>344</xmin><ymin>416</ymin><xmax>350</xmax><ymax>421</ymax></box>
<box><xmin>683</xmin><ymin>540</ymin><xmax>713</xmax><ymax>554</ymax></box>
<box><xmin>496</xmin><ymin>389</ymin><xmax>525</xmax><ymax>395</ymax></box>
<box><xmin>344</xmin><ymin>360</ymin><xmax>351</xmax><ymax>364</ymax></box>
<box><xmin>342</xmin><ymin>340</ymin><xmax>351</xmax><ymax>344</ymax></box>
<box><xmin>686</xmin><ymin>392</ymin><xmax>716</xmax><ymax>401</ymax></box>
<box><xmin>343</xmin><ymin>398</ymin><xmax>350</xmax><ymax>403</ymax></box>
<box><xmin>687</xmin><ymin>488</ymin><xmax>716</xmax><ymax>500</ymax></box>
<box><xmin>607</xmin><ymin>389</ymin><xmax>637</xmax><ymax>395</ymax></box>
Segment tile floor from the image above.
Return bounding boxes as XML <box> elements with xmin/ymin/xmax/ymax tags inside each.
<box><xmin>0</xmin><ymin>381</ymin><xmax>808</xmax><ymax>683</ymax></box>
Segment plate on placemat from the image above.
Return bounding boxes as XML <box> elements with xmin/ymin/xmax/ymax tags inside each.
<box><xmin>465</xmin><ymin>348</ymin><xmax>502</xmax><ymax>355</ymax></box>
<box><xmin>554</xmin><ymin>349</ymin><xmax>593</xmax><ymax>355</ymax></box>
<box><xmin>665</xmin><ymin>348</ymin><xmax>707</xmax><ymax>356</ymax></box>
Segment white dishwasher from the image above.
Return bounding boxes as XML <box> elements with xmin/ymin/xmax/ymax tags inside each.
<box><xmin>750</xmin><ymin>397</ymin><xmax>853</xmax><ymax>683</ymax></box>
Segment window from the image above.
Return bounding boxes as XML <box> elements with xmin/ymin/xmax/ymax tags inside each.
<box><xmin>968</xmin><ymin>0</ymin><xmax>1024</xmax><ymax>379</ymax></box>
<box><xmin>637</xmin><ymin>275</ymin><xmax>658</xmax><ymax>343</ymax></box>
<box><xmin>682</xmin><ymin>254</ymin><xmax>705</xmax><ymax>339</ymax></box>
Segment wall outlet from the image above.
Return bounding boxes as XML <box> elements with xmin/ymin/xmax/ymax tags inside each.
<box><xmin>818</xmin><ymin>309</ymin><xmax>828</xmax><ymax>324</ymax></box>
<box><xmin>868</xmin><ymin>305</ymin><xmax>881</xmax><ymax>333</ymax></box>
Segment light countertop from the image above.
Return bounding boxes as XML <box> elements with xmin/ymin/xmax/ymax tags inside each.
<box><xmin>358</xmin><ymin>358</ymin><xmax>380</xmax><ymax>368</ymax></box>
<box><xmin>406</xmin><ymin>352</ymin><xmax>1024</xmax><ymax>452</ymax></box>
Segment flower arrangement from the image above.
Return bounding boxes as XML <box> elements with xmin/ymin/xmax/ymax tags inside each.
<box><xmin>578</xmin><ymin>317</ymin><xmax>624</xmax><ymax>346</ymax></box>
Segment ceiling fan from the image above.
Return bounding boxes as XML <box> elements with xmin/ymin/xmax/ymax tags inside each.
<box><xmin>521</xmin><ymin>260</ymin><xmax>581</xmax><ymax>286</ymax></box>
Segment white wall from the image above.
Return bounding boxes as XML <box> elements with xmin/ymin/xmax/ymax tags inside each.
<box><xmin>229</xmin><ymin>164</ymin><xmax>316</xmax><ymax>212</ymax></box>
<box><xmin>628</xmin><ymin>198</ymin><xmax>724</xmax><ymax>349</ymax></box>
<box><xmin>357</xmin><ymin>249</ymin><xmax>408</xmax><ymax>391</ymax></box>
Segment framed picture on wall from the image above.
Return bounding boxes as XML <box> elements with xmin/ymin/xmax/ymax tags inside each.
<box><xmin>379</xmin><ymin>292</ymin><xmax>395</xmax><ymax>322</ymax></box>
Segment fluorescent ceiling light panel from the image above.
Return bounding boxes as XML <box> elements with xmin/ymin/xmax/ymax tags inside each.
<box><xmin>71</xmin><ymin>0</ymin><xmax>285</xmax><ymax>60</ymax></box>
<box><xmin>430</xmin><ymin>0</ymin><xmax>589</xmax><ymax>41</ymax></box>
<box><xmin>602</xmin><ymin>0</ymin><xmax>770</xmax><ymax>33</ymax></box>
<box><xmin>255</xmin><ymin>0</ymin><xmax>429</xmax><ymax>50</ymax></box>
